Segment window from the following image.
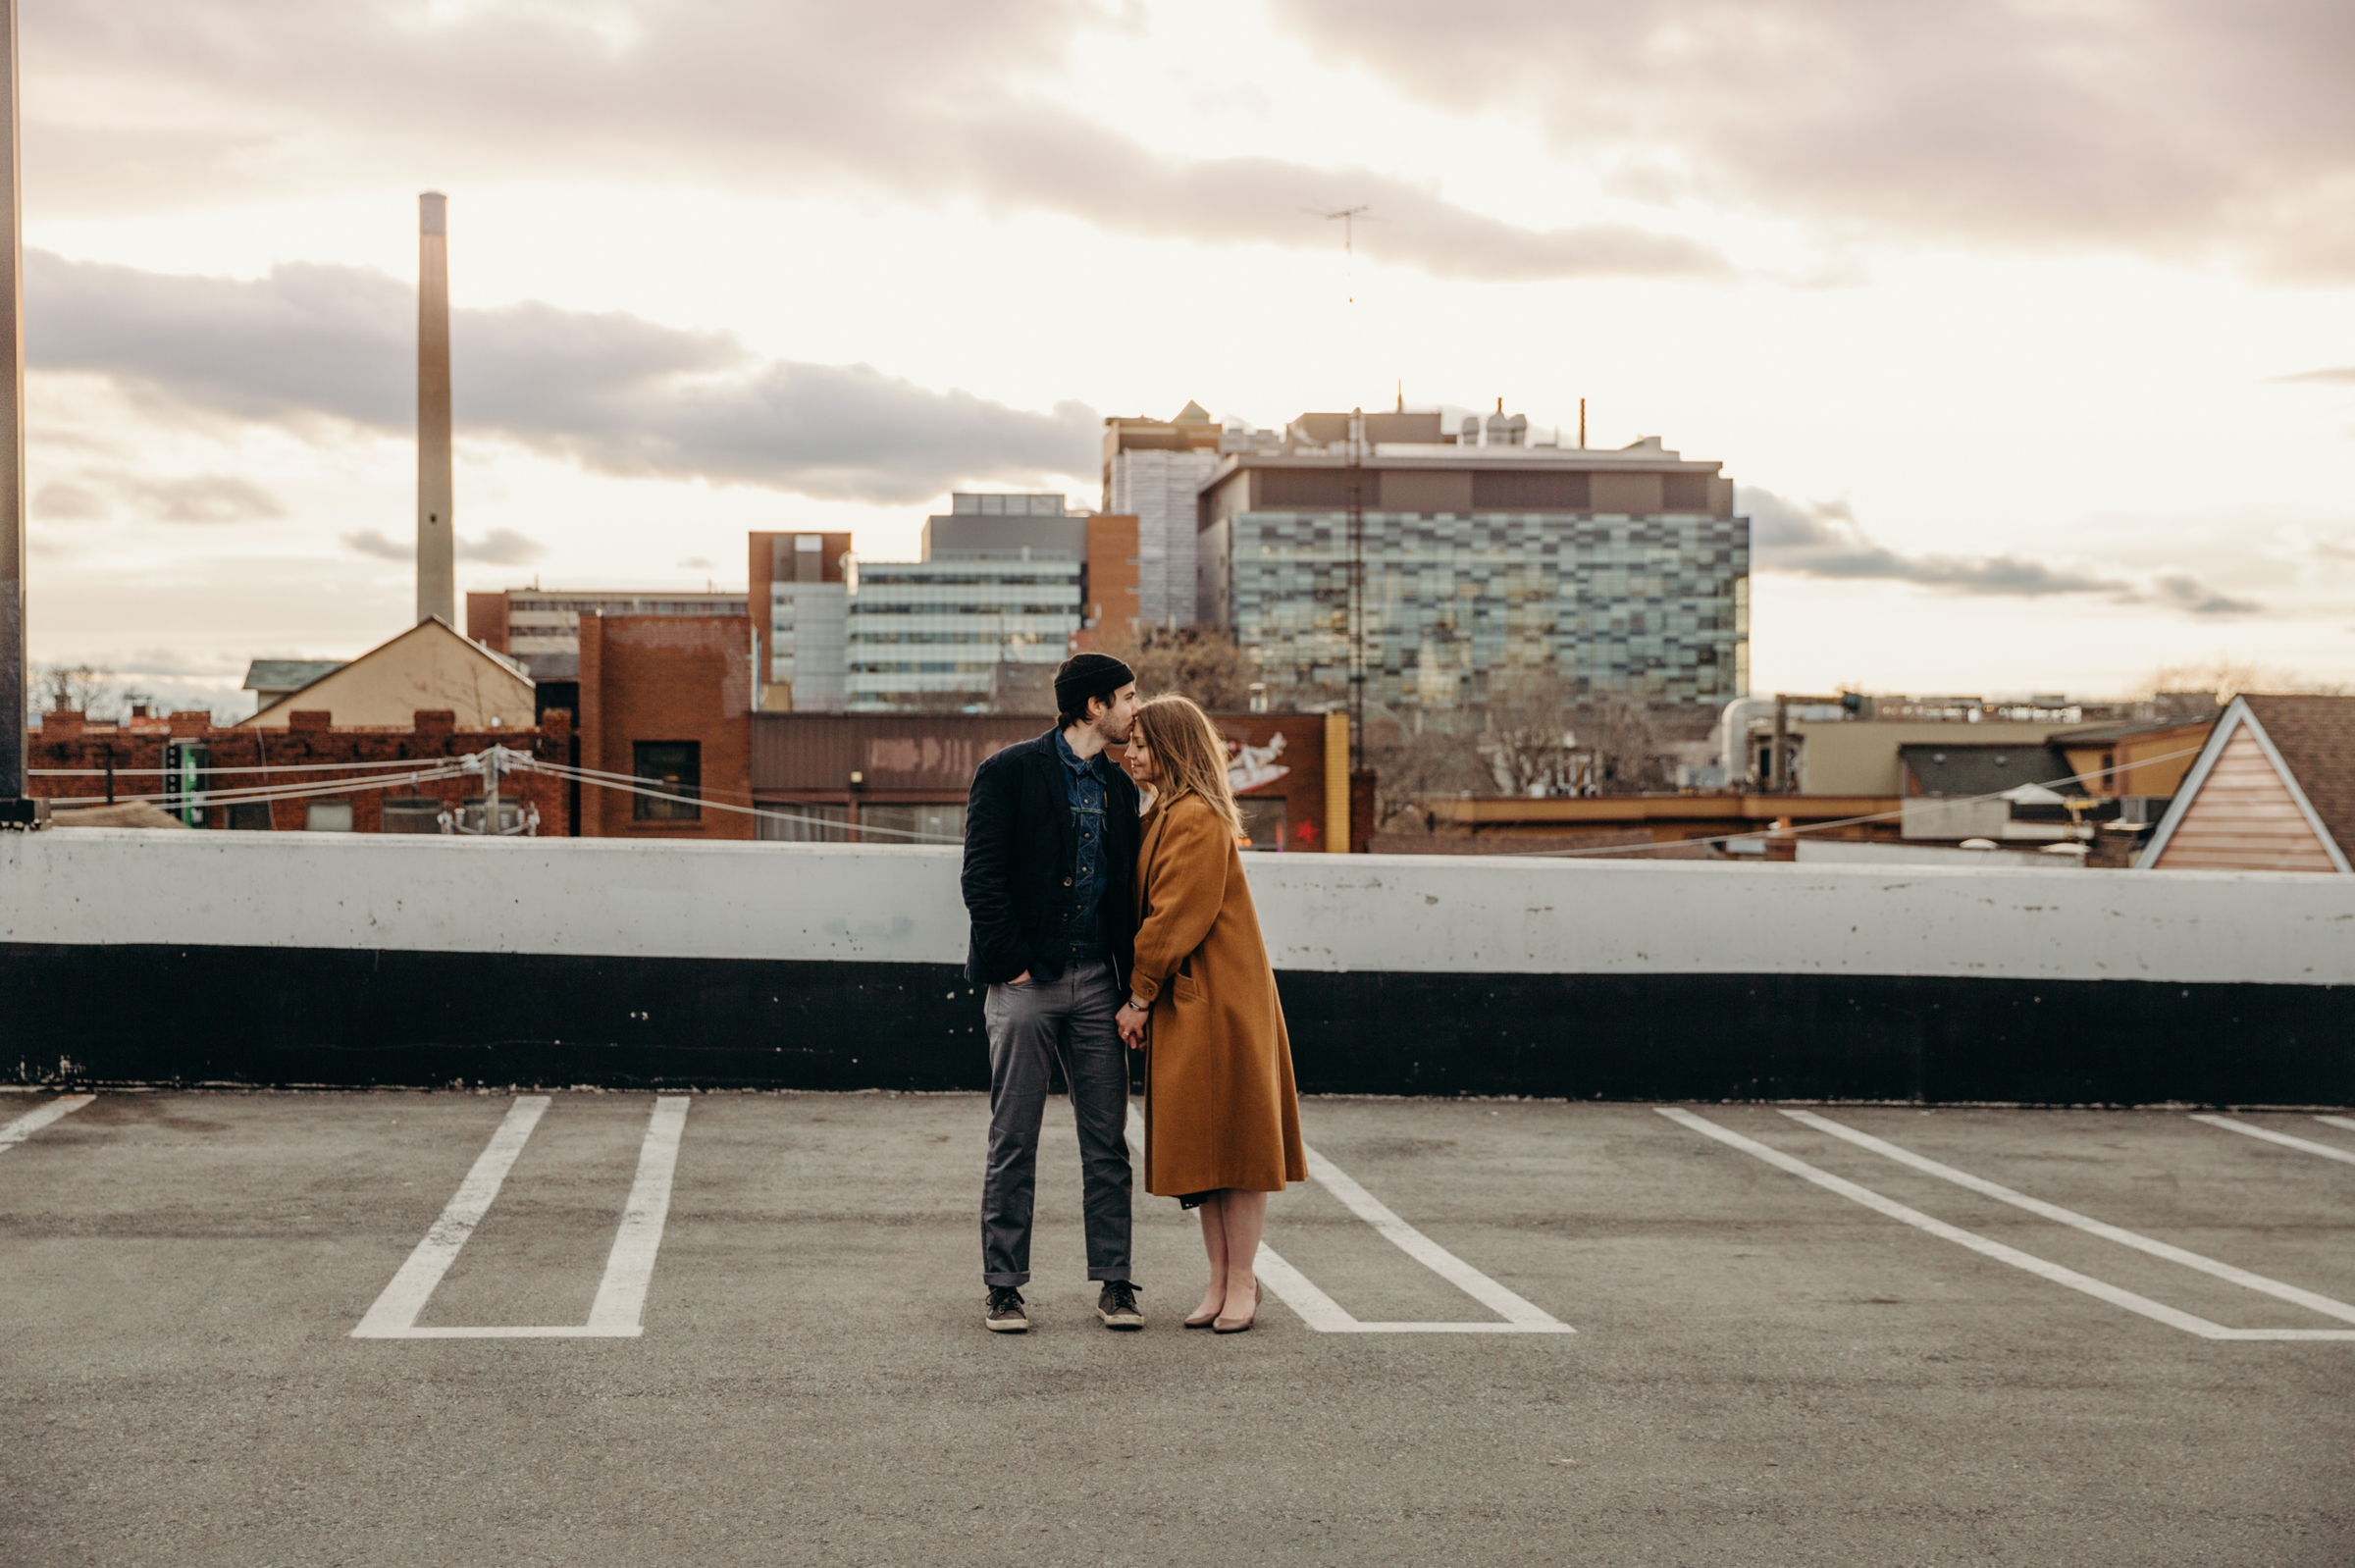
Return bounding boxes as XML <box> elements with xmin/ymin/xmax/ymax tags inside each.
<box><xmin>226</xmin><ymin>802</ymin><xmax>275</xmax><ymax>831</ymax></box>
<box><xmin>856</xmin><ymin>804</ymin><xmax>966</xmax><ymax>844</ymax></box>
<box><xmin>758</xmin><ymin>803</ymin><xmax>851</xmax><ymax>843</ymax></box>
<box><xmin>633</xmin><ymin>741</ymin><xmax>702</xmax><ymax>821</ymax></box>
<box><xmin>305</xmin><ymin>801</ymin><xmax>354</xmax><ymax>832</ymax></box>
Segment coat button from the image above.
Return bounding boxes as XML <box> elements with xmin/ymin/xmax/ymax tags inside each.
<box><xmin>1063</xmin><ymin>876</ymin><xmax>1073</xmax><ymax>886</ymax></box>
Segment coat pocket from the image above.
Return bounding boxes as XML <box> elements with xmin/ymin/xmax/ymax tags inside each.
<box><xmin>1173</xmin><ymin>973</ymin><xmax>1204</xmax><ymax>1004</ymax></box>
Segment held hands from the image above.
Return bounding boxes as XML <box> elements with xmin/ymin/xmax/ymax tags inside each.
<box><xmin>1117</xmin><ymin>998</ymin><xmax>1150</xmax><ymax>1049</ymax></box>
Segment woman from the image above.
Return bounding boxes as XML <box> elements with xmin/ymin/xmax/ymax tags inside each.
<box><xmin>1114</xmin><ymin>695</ymin><xmax>1306</xmax><ymax>1333</ymax></box>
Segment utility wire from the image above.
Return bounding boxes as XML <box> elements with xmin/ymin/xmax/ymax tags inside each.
<box><xmin>523</xmin><ymin>757</ymin><xmax>967</xmax><ymax>844</ymax></box>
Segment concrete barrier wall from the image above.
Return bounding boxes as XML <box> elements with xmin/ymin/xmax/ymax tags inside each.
<box><xmin>6</xmin><ymin>829</ymin><xmax>2352</xmax><ymax>1102</ymax></box>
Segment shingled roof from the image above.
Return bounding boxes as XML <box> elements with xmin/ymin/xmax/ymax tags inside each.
<box><xmin>2240</xmin><ymin>694</ymin><xmax>2355</xmax><ymax>858</ymax></box>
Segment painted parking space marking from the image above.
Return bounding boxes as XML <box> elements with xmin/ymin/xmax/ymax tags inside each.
<box><xmin>1786</xmin><ymin>1109</ymin><xmax>2355</xmax><ymax>1324</ymax></box>
<box><xmin>352</xmin><ymin>1095</ymin><xmax>689</xmax><ymax>1340</ymax></box>
<box><xmin>1659</xmin><ymin>1108</ymin><xmax>2355</xmax><ymax>1341</ymax></box>
<box><xmin>2191</xmin><ymin>1114</ymin><xmax>2355</xmax><ymax>1168</ymax></box>
<box><xmin>1125</xmin><ymin>1105</ymin><xmax>1573</xmax><ymax>1334</ymax></box>
<box><xmin>0</xmin><ymin>1094</ymin><xmax>95</xmax><ymax>1151</ymax></box>
<box><xmin>2315</xmin><ymin>1115</ymin><xmax>2355</xmax><ymax>1137</ymax></box>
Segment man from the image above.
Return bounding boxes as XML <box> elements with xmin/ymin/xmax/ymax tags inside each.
<box><xmin>962</xmin><ymin>652</ymin><xmax>1146</xmax><ymax>1333</ymax></box>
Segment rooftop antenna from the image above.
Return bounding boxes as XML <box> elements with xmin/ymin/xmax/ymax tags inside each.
<box><xmin>1302</xmin><ymin>203</ymin><xmax>1376</xmax><ymax>304</ymax></box>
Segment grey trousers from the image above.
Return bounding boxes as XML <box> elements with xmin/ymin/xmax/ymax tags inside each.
<box><xmin>980</xmin><ymin>958</ymin><xmax>1133</xmax><ymax>1288</ymax></box>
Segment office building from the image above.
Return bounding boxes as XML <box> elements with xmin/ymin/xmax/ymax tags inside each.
<box><xmin>1196</xmin><ymin>408</ymin><xmax>1749</xmax><ymax>712</ymax></box>
<box><xmin>749</xmin><ymin>531</ymin><xmax>853</xmax><ymax>713</ymax></box>
<box><xmin>1104</xmin><ymin>402</ymin><xmax>1222</xmax><ymax>626</ymax></box>
<box><xmin>845</xmin><ymin>495</ymin><xmax>1086</xmax><ymax>711</ymax></box>
<box><xmin>467</xmin><ymin>588</ymin><xmax>748</xmax><ymax>672</ymax></box>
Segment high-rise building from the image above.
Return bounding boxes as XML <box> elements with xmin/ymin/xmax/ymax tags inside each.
<box><xmin>1197</xmin><ymin>410</ymin><xmax>1749</xmax><ymax>711</ymax></box>
<box><xmin>749</xmin><ymin>531</ymin><xmax>853</xmax><ymax>712</ymax></box>
<box><xmin>845</xmin><ymin>495</ymin><xmax>1085</xmax><ymax>711</ymax></box>
<box><xmin>1104</xmin><ymin>401</ymin><xmax>1222</xmax><ymax>627</ymax></box>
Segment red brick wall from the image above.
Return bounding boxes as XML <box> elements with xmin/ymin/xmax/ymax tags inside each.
<box><xmin>27</xmin><ymin>709</ymin><xmax>573</xmax><ymax>833</ymax></box>
<box><xmin>579</xmin><ymin>613</ymin><xmax>756</xmax><ymax>839</ymax></box>
<box><xmin>465</xmin><ymin>591</ymin><xmax>511</xmax><ymax>653</ymax></box>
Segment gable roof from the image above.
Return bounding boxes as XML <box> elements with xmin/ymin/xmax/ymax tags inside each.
<box><xmin>2238</xmin><ymin>695</ymin><xmax>2355</xmax><ymax>858</ymax></box>
<box><xmin>2138</xmin><ymin>695</ymin><xmax>2353</xmax><ymax>872</ymax></box>
<box><xmin>239</xmin><ymin>616</ymin><xmax>533</xmax><ymax>729</ymax></box>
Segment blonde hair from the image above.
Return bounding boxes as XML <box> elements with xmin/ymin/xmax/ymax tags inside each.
<box><xmin>1131</xmin><ymin>695</ymin><xmax>1243</xmax><ymax>839</ymax></box>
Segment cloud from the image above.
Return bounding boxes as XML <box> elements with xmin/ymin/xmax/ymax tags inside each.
<box><xmin>2275</xmin><ymin>366</ymin><xmax>2355</xmax><ymax>384</ymax></box>
<box><xmin>340</xmin><ymin>528</ymin><xmax>407</xmax><ymax>561</ymax></box>
<box><xmin>456</xmin><ymin>528</ymin><xmax>545</xmax><ymax>565</ymax></box>
<box><xmin>675</xmin><ymin>556</ymin><xmax>715</xmax><ymax>570</ymax></box>
<box><xmin>28</xmin><ymin>249</ymin><xmax>1099</xmax><ymax>503</ymax></box>
<box><xmin>1269</xmin><ymin>0</ymin><xmax>2355</xmax><ymax>280</ymax></box>
<box><xmin>1745</xmin><ymin>487</ymin><xmax>2262</xmax><ymax>615</ymax></box>
<box><xmin>32</xmin><ymin>481</ymin><xmax>108</xmax><ymax>520</ymax></box>
<box><xmin>2152</xmin><ymin>573</ymin><xmax>2263</xmax><ymax>616</ymax></box>
<box><xmin>127</xmin><ymin>473</ymin><xmax>283</xmax><ymax>523</ymax></box>
<box><xmin>18</xmin><ymin>2</ymin><xmax>1726</xmax><ymax>287</ymax></box>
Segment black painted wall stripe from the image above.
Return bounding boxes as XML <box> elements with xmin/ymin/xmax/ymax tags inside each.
<box><xmin>7</xmin><ymin>944</ymin><xmax>2350</xmax><ymax>1105</ymax></box>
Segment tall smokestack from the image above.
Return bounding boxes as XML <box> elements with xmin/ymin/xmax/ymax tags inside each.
<box><xmin>415</xmin><ymin>191</ymin><xmax>454</xmax><ymax>627</ymax></box>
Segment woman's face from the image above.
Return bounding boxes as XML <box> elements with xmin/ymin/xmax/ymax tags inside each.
<box><xmin>1123</xmin><ymin>734</ymin><xmax>1160</xmax><ymax>786</ymax></box>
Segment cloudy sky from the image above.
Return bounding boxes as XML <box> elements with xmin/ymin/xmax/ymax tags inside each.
<box><xmin>19</xmin><ymin>0</ymin><xmax>2355</xmax><ymax>712</ymax></box>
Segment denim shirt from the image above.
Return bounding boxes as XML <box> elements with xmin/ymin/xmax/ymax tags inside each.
<box><xmin>1052</xmin><ymin>727</ymin><xmax>1112</xmax><ymax>960</ymax></box>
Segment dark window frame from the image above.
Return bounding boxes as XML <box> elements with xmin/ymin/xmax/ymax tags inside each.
<box><xmin>633</xmin><ymin>740</ymin><xmax>704</xmax><ymax>821</ymax></box>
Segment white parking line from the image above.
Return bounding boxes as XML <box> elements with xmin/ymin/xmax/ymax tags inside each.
<box><xmin>0</xmin><ymin>1094</ymin><xmax>94</xmax><ymax>1150</ymax></box>
<box><xmin>353</xmin><ymin>1096</ymin><xmax>690</xmax><ymax>1340</ymax></box>
<box><xmin>2192</xmin><ymin>1114</ymin><xmax>2355</xmax><ymax>1168</ymax></box>
<box><xmin>1125</xmin><ymin>1104</ymin><xmax>1573</xmax><ymax>1334</ymax></box>
<box><xmin>2315</xmin><ymin>1115</ymin><xmax>2355</xmax><ymax>1137</ymax></box>
<box><xmin>1658</xmin><ymin>1108</ymin><xmax>2355</xmax><ymax>1341</ymax></box>
<box><xmin>1787</xmin><ymin>1109</ymin><xmax>2355</xmax><ymax>1325</ymax></box>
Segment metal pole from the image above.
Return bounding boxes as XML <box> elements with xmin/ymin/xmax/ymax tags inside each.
<box><xmin>0</xmin><ymin>0</ymin><xmax>39</xmax><ymax>829</ymax></box>
<box><xmin>485</xmin><ymin>745</ymin><xmax>500</xmax><ymax>837</ymax></box>
<box><xmin>1346</xmin><ymin>406</ymin><xmax>1365</xmax><ymax>776</ymax></box>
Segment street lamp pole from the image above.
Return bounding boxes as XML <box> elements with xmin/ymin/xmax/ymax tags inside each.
<box><xmin>0</xmin><ymin>0</ymin><xmax>43</xmax><ymax>830</ymax></box>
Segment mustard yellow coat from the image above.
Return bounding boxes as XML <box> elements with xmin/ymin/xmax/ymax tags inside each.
<box><xmin>1130</xmin><ymin>793</ymin><xmax>1307</xmax><ymax>1197</ymax></box>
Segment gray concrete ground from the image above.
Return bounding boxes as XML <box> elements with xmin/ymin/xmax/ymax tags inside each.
<box><xmin>3</xmin><ymin>1089</ymin><xmax>2352</xmax><ymax>1567</ymax></box>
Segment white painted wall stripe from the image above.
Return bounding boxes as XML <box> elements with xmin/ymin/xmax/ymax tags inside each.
<box><xmin>1788</xmin><ymin>1110</ymin><xmax>2355</xmax><ymax>1324</ymax></box>
<box><xmin>586</xmin><ymin>1096</ymin><xmax>691</xmax><ymax>1333</ymax></box>
<box><xmin>10</xmin><ymin>828</ymin><xmax>2354</xmax><ymax>986</ymax></box>
<box><xmin>0</xmin><ymin>1094</ymin><xmax>94</xmax><ymax>1150</ymax></box>
<box><xmin>353</xmin><ymin>1096</ymin><xmax>550</xmax><ymax>1337</ymax></box>
<box><xmin>2192</xmin><ymin>1114</ymin><xmax>2355</xmax><ymax>1168</ymax></box>
<box><xmin>1657</xmin><ymin>1108</ymin><xmax>2355</xmax><ymax>1341</ymax></box>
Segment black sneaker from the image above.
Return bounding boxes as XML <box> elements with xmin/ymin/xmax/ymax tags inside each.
<box><xmin>985</xmin><ymin>1286</ymin><xmax>1029</xmax><ymax>1333</ymax></box>
<box><xmin>1095</xmin><ymin>1281</ymin><xmax>1143</xmax><ymax>1330</ymax></box>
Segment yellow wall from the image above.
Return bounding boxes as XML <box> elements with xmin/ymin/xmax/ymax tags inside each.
<box><xmin>242</xmin><ymin>620</ymin><xmax>535</xmax><ymax>729</ymax></box>
<box><xmin>1792</xmin><ymin>721</ymin><xmax>2082</xmax><ymax>796</ymax></box>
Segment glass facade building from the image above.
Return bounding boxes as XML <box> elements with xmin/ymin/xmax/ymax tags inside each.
<box><xmin>1196</xmin><ymin>429</ymin><xmax>1750</xmax><ymax>712</ymax></box>
<box><xmin>844</xmin><ymin>559</ymin><xmax>1082</xmax><ymax>710</ymax></box>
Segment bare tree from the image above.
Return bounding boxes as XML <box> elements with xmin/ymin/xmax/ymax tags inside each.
<box><xmin>2141</xmin><ymin>657</ymin><xmax>2350</xmax><ymax>702</ymax></box>
<box><xmin>35</xmin><ymin>662</ymin><xmax>123</xmax><ymax>718</ymax></box>
<box><xmin>1480</xmin><ymin>670</ymin><xmax>1578</xmax><ymax>796</ymax></box>
<box><xmin>1362</xmin><ymin>710</ymin><xmax>1488</xmax><ymax>831</ymax></box>
<box><xmin>1566</xmin><ymin>693</ymin><xmax>1670</xmax><ymax>796</ymax></box>
<box><xmin>1099</xmin><ymin>623</ymin><xmax>1261</xmax><ymax>711</ymax></box>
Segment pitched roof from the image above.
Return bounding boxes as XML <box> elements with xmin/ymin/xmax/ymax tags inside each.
<box><xmin>1898</xmin><ymin>742</ymin><xmax>2086</xmax><ymax>800</ymax></box>
<box><xmin>2240</xmin><ymin>694</ymin><xmax>2355</xmax><ymax>857</ymax></box>
<box><xmin>243</xmin><ymin>658</ymin><xmax>347</xmax><ymax>694</ymax></box>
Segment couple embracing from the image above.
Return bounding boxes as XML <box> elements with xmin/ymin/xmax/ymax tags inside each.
<box><xmin>961</xmin><ymin>653</ymin><xmax>1305</xmax><ymax>1334</ymax></box>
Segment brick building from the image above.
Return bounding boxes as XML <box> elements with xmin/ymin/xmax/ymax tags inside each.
<box><xmin>28</xmin><ymin>706</ymin><xmax>572</xmax><ymax>834</ymax></box>
<box><xmin>577</xmin><ymin>613</ymin><xmax>757</xmax><ymax>840</ymax></box>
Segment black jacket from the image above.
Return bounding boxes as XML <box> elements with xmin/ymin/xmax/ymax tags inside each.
<box><xmin>962</xmin><ymin>728</ymin><xmax>1140</xmax><ymax>987</ymax></box>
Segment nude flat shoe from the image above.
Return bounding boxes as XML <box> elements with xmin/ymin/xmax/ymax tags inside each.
<box><xmin>1213</xmin><ymin>1280</ymin><xmax>1261</xmax><ymax>1334</ymax></box>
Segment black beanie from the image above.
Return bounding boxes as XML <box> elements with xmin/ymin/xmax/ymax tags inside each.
<box><xmin>1054</xmin><ymin>653</ymin><xmax>1134</xmax><ymax>717</ymax></box>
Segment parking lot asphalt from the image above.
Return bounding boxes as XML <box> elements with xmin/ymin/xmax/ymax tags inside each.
<box><xmin>4</xmin><ymin>1089</ymin><xmax>2352</xmax><ymax>1567</ymax></box>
